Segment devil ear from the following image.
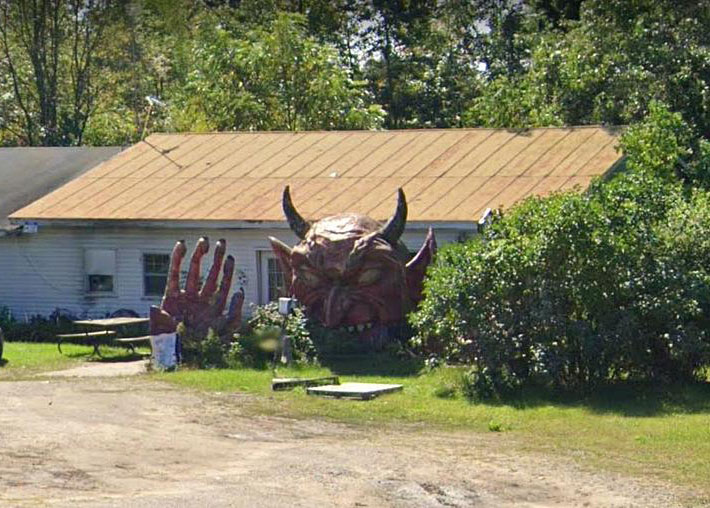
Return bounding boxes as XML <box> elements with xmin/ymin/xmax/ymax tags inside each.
<box><xmin>269</xmin><ymin>237</ymin><xmax>294</xmax><ymax>295</ymax></box>
<box><xmin>405</xmin><ymin>228</ymin><xmax>437</xmax><ymax>303</ymax></box>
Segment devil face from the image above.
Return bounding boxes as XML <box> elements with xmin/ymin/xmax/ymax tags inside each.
<box><xmin>270</xmin><ymin>187</ymin><xmax>436</xmax><ymax>329</ymax></box>
<box><xmin>289</xmin><ymin>215</ymin><xmax>409</xmax><ymax>327</ymax></box>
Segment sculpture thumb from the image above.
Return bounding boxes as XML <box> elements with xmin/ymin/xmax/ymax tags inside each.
<box><xmin>149</xmin><ymin>305</ymin><xmax>178</xmax><ymax>335</ymax></box>
<box><xmin>226</xmin><ymin>287</ymin><xmax>245</xmax><ymax>331</ymax></box>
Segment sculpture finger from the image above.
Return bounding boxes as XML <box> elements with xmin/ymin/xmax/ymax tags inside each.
<box><xmin>226</xmin><ymin>287</ymin><xmax>245</xmax><ymax>331</ymax></box>
<box><xmin>200</xmin><ymin>238</ymin><xmax>226</xmax><ymax>299</ymax></box>
<box><xmin>215</xmin><ymin>255</ymin><xmax>235</xmax><ymax>315</ymax></box>
<box><xmin>164</xmin><ymin>240</ymin><xmax>187</xmax><ymax>302</ymax></box>
<box><xmin>186</xmin><ymin>237</ymin><xmax>209</xmax><ymax>296</ymax></box>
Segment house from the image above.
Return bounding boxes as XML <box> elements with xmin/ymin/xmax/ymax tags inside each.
<box><xmin>0</xmin><ymin>146</ymin><xmax>123</xmax><ymax>321</ymax></box>
<box><xmin>0</xmin><ymin>146</ymin><xmax>123</xmax><ymax>236</ymax></box>
<box><xmin>1</xmin><ymin>127</ymin><xmax>623</xmax><ymax>320</ymax></box>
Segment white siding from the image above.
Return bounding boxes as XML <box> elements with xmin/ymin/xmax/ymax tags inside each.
<box><xmin>0</xmin><ymin>225</ymin><xmax>463</xmax><ymax>321</ymax></box>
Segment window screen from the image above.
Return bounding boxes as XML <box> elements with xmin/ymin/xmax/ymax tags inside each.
<box><xmin>143</xmin><ymin>253</ymin><xmax>170</xmax><ymax>296</ymax></box>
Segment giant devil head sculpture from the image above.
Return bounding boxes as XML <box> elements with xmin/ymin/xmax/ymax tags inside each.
<box><xmin>269</xmin><ymin>187</ymin><xmax>436</xmax><ymax>329</ymax></box>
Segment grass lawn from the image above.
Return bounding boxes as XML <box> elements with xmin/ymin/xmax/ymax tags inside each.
<box><xmin>156</xmin><ymin>354</ymin><xmax>710</xmax><ymax>497</ymax></box>
<box><xmin>0</xmin><ymin>341</ymin><xmax>147</xmax><ymax>380</ymax></box>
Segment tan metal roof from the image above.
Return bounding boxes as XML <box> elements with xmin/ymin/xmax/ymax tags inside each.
<box><xmin>9</xmin><ymin>127</ymin><xmax>623</xmax><ymax>224</ymax></box>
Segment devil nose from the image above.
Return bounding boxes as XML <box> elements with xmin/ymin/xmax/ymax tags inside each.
<box><xmin>324</xmin><ymin>286</ymin><xmax>348</xmax><ymax>327</ymax></box>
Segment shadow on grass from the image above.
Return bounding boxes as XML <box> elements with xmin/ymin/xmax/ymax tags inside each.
<box><xmin>319</xmin><ymin>352</ymin><xmax>424</xmax><ymax>377</ymax></box>
<box><xmin>0</xmin><ymin>358</ymin><xmax>7</xmax><ymax>367</ymax></box>
<box><xmin>90</xmin><ymin>352</ymin><xmax>148</xmax><ymax>363</ymax></box>
<box><xmin>487</xmin><ymin>380</ymin><xmax>710</xmax><ymax>417</ymax></box>
<box><xmin>62</xmin><ymin>348</ymin><xmax>146</xmax><ymax>363</ymax></box>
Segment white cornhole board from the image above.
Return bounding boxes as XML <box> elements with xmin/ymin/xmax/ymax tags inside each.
<box><xmin>307</xmin><ymin>382</ymin><xmax>403</xmax><ymax>400</ymax></box>
<box><xmin>151</xmin><ymin>332</ymin><xmax>178</xmax><ymax>370</ymax></box>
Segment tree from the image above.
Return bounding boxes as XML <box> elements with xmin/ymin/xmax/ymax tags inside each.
<box><xmin>173</xmin><ymin>12</ymin><xmax>384</xmax><ymax>131</ymax></box>
<box><xmin>464</xmin><ymin>0</ymin><xmax>710</xmax><ymax>134</ymax></box>
<box><xmin>0</xmin><ymin>0</ymin><xmax>116</xmax><ymax>145</ymax></box>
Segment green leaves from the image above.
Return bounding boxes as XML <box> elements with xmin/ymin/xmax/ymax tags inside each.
<box><xmin>173</xmin><ymin>12</ymin><xmax>384</xmax><ymax>132</ymax></box>
<box><xmin>411</xmin><ymin>171</ymin><xmax>710</xmax><ymax>398</ymax></box>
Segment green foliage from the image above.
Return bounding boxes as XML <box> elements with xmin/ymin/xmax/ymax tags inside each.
<box><xmin>0</xmin><ymin>306</ymin><xmax>12</xmax><ymax>328</ymax></box>
<box><xmin>247</xmin><ymin>302</ymin><xmax>318</xmax><ymax>364</ymax></box>
<box><xmin>3</xmin><ymin>0</ymin><xmax>710</xmax><ymax>143</ymax></box>
<box><xmin>0</xmin><ymin>0</ymin><xmax>121</xmax><ymax>146</ymax></box>
<box><xmin>82</xmin><ymin>108</ymin><xmax>139</xmax><ymax>146</ymax></box>
<box><xmin>174</xmin><ymin>12</ymin><xmax>384</xmax><ymax>132</ymax></box>
<box><xmin>178</xmin><ymin>302</ymin><xmax>324</xmax><ymax>369</ymax></box>
<box><xmin>199</xmin><ymin>328</ymin><xmax>227</xmax><ymax>369</ymax></box>
<box><xmin>411</xmin><ymin>172</ymin><xmax>710</xmax><ymax>398</ymax></box>
<box><xmin>0</xmin><ymin>308</ymin><xmax>75</xmax><ymax>342</ymax></box>
<box><xmin>464</xmin><ymin>0</ymin><xmax>710</xmax><ymax>135</ymax></box>
<box><xmin>464</xmin><ymin>74</ymin><xmax>563</xmax><ymax>129</ymax></box>
<box><xmin>621</xmin><ymin>101</ymin><xmax>710</xmax><ymax>187</ymax></box>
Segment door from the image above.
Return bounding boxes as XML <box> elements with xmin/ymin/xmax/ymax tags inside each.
<box><xmin>258</xmin><ymin>251</ymin><xmax>286</xmax><ymax>305</ymax></box>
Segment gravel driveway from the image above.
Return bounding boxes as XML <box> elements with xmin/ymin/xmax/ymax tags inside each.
<box><xmin>0</xmin><ymin>369</ymin><xmax>690</xmax><ymax>507</ymax></box>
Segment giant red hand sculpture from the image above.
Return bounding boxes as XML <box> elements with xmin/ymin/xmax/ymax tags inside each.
<box><xmin>269</xmin><ymin>187</ymin><xmax>436</xmax><ymax>331</ymax></box>
<box><xmin>149</xmin><ymin>238</ymin><xmax>244</xmax><ymax>338</ymax></box>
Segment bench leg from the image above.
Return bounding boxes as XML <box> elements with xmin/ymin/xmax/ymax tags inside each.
<box><xmin>92</xmin><ymin>339</ymin><xmax>103</xmax><ymax>358</ymax></box>
<box><xmin>57</xmin><ymin>339</ymin><xmax>63</xmax><ymax>355</ymax></box>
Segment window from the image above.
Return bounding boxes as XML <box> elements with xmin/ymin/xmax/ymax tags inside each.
<box><xmin>267</xmin><ymin>257</ymin><xmax>286</xmax><ymax>302</ymax></box>
<box><xmin>143</xmin><ymin>253</ymin><xmax>170</xmax><ymax>297</ymax></box>
<box><xmin>88</xmin><ymin>274</ymin><xmax>113</xmax><ymax>292</ymax></box>
<box><xmin>259</xmin><ymin>252</ymin><xmax>286</xmax><ymax>304</ymax></box>
<box><xmin>85</xmin><ymin>249</ymin><xmax>116</xmax><ymax>294</ymax></box>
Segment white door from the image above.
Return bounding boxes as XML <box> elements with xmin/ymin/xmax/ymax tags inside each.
<box><xmin>258</xmin><ymin>251</ymin><xmax>286</xmax><ymax>305</ymax></box>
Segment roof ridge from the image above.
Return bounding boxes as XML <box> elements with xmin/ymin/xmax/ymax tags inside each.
<box><xmin>145</xmin><ymin>125</ymin><xmax>625</xmax><ymax>138</ymax></box>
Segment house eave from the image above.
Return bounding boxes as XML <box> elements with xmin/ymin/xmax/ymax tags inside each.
<box><xmin>8</xmin><ymin>218</ymin><xmax>476</xmax><ymax>232</ymax></box>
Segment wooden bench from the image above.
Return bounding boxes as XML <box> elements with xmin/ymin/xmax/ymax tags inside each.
<box><xmin>57</xmin><ymin>330</ymin><xmax>116</xmax><ymax>357</ymax></box>
<box><xmin>114</xmin><ymin>335</ymin><xmax>152</xmax><ymax>355</ymax></box>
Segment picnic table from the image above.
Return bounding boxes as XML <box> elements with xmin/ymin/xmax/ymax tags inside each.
<box><xmin>58</xmin><ymin>317</ymin><xmax>150</xmax><ymax>357</ymax></box>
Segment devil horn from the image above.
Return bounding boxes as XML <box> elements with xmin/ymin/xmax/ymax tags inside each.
<box><xmin>379</xmin><ymin>188</ymin><xmax>407</xmax><ymax>244</ymax></box>
<box><xmin>283</xmin><ymin>186</ymin><xmax>310</xmax><ymax>239</ymax></box>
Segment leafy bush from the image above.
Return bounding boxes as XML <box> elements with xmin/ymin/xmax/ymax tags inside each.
<box><xmin>411</xmin><ymin>172</ymin><xmax>710</xmax><ymax>398</ymax></box>
<box><xmin>228</xmin><ymin>326</ymin><xmax>281</xmax><ymax>369</ymax></box>
<box><xmin>247</xmin><ymin>302</ymin><xmax>318</xmax><ymax>365</ymax></box>
<box><xmin>0</xmin><ymin>308</ymin><xmax>76</xmax><ymax>342</ymax></box>
<box><xmin>199</xmin><ymin>328</ymin><xmax>228</xmax><ymax>369</ymax></box>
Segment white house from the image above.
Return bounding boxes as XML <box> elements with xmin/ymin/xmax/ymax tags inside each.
<box><xmin>0</xmin><ymin>127</ymin><xmax>623</xmax><ymax>320</ymax></box>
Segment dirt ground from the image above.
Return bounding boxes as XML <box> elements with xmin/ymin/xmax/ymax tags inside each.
<box><xmin>0</xmin><ymin>364</ymin><xmax>694</xmax><ymax>507</ymax></box>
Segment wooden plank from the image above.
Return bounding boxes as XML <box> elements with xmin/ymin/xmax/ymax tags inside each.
<box><xmin>271</xmin><ymin>376</ymin><xmax>340</xmax><ymax>391</ymax></box>
<box><xmin>307</xmin><ymin>382</ymin><xmax>403</xmax><ymax>400</ymax></box>
<box><xmin>73</xmin><ymin>317</ymin><xmax>149</xmax><ymax>327</ymax></box>
<box><xmin>115</xmin><ymin>336</ymin><xmax>152</xmax><ymax>343</ymax></box>
<box><xmin>57</xmin><ymin>331</ymin><xmax>116</xmax><ymax>338</ymax></box>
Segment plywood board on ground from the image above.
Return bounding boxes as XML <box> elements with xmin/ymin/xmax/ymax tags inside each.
<box><xmin>307</xmin><ymin>382</ymin><xmax>403</xmax><ymax>400</ymax></box>
<box><xmin>271</xmin><ymin>376</ymin><xmax>340</xmax><ymax>391</ymax></box>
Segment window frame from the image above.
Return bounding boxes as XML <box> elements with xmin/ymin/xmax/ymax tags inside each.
<box><xmin>142</xmin><ymin>252</ymin><xmax>171</xmax><ymax>298</ymax></box>
<box><xmin>84</xmin><ymin>248</ymin><xmax>117</xmax><ymax>296</ymax></box>
<box><xmin>257</xmin><ymin>250</ymin><xmax>286</xmax><ymax>304</ymax></box>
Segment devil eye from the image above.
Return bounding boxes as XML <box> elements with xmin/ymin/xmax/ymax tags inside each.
<box><xmin>298</xmin><ymin>269</ymin><xmax>322</xmax><ymax>287</ymax></box>
<box><xmin>357</xmin><ymin>268</ymin><xmax>381</xmax><ymax>286</ymax></box>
